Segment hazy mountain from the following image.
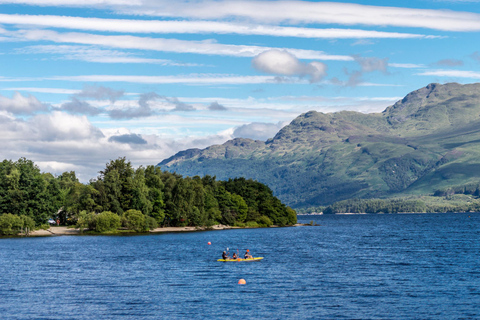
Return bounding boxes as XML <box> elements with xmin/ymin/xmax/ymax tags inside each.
<box><xmin>159</xmin><ymin>83</ymin><xmax>480</xmax><ymax>208</ymax></box>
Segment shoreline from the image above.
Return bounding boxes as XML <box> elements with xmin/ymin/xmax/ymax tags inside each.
<box><xmin>23</xmin><ymin>223</ymin><xmax>309</xmax><ymax>237</ymax></box>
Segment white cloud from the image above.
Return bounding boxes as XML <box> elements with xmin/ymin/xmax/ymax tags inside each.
<box><xmin>8</xmin><ymin>29</ymin><xmax>353</xmax><ymax>60</ymax></box>
<box><xmin>2</xmin><ymin>87</ymin><xmax>81</xmax><ymax>94</ymax></box>
<box><xmin>0</xmin><ymin>13</ymin><xmax>435</xmax><ymax>39</ymax></box>
<box><xmin>46</xmin><ymin>74</ymin><xmax>285</xmax><ymax>84</ymax></box>
<box><xmin>252</xmin><ymin>50</ymin><xmax>327</xmax><ymax>83</ymax></box>
<box><xmin>233</xmin><ymin>121</ymin><xmax>288</xmax><ymax>141</ymax></box>
<box><xmin>0</xmin><ymin>91</ymin><xmax>48</xmax><ymax>114</ymax></box>
<box><xmin>416</xmin><ymin>69</ymin><xmax>480</xmax><ymax>79</ymax></box>
<box><xmin>17</xmin><ymin>45</ymin><xmax>199</xmax><ymax>66</ymax></box>
<box><xmin>2</xmin><ymin>1</ymin><xmax>478</xmax><ymax>32</ymax></box>
<box><xmin>389</xmin><ymin>63</ymin><xmax>426</xmax><ymax>69</ymax></box>
<box><xmin>30</xmin><ymin>111</ymin><xmax>104</xmax><ymax>141</ymax></box>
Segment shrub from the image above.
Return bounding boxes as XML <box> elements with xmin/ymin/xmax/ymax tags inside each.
<box><xmin>77</xmin><ymin>211</ymin><xmax>97</xmax><ymax>230</ymax></box>
<box><xmin>205</xmin><ymin>219</ymin><xmax>217</xmax><ymax>227</ymax></box>
<box><xmin>21</xmin><ymin>215</ymin><xmax>35</xmax><ymax>234</ymax></box>
<box><xmin>233</xmin><ymin>221</ymin><xmax>246</xmax><ymax>227</ymax></box>
<box><xmin>286</xmin><ymin>207</ymin><xmax>297</xmax><ymax>225</ymax></box>
<box><xmin>122</xmin><ymin>209</ymin><xmax>146</xmax><ymax>232</ymax></box>
<box><xmin>0</xmin><ymin>213</ymin><xmax>24</xmax><ymax>235</ymax></box>
<box><xmin>145</xmin><ymin>216</ymin><xmax>158</xmax><ymax>230</ymax></box>
<box><xmin>246</xmin><ymin>221</ymin><xmax>259</xmax><ymax>228</ymax></box>
<box><xmin>256</xmin><ymin>215</ymin><xmax>273</xmax><ymax>227</ymax></box>
<box><xmin>95</xmin><ymin>211</ymin><xmax>121</xmax><ymax>233</ymax></box>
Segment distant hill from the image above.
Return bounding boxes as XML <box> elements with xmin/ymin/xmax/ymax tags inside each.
<box><xmin>159</xmin><ymin>83</ymin><xmax>480</xmax><ymax>209</ymax></box>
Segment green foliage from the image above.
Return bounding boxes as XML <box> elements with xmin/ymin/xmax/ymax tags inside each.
<box><xmin>246</xmin><ymin>221</ymin><xmax>259</xmax><ymax>228</ymax></box>
<box><xmin>94</xmin><ymin>211</ymin><xmax>121</xmax><ymax>233</ymax></box>
<box><xmin>256</xmin><ymin>215</ymin><xmax>273</xmax><ymax>227</ymax></box>
<box><xmin>122</xmin><ymin>209</ymin><xmax>146</xmax><ymax>232</ymax></box>
<box><xmin>0</xmin><ymin>157</ymin><xmax>296</xmax><ymax>233</ymax></box>
<box><xmin>0</xmin><ymin>213</ymin><xmax>24</xmax><ymax>235</ymax></box>
<box><xmin>145</xmin><ymin>215</ymin><xmax>158</xmax><ymax>230</ymax></box>
<box><xmin>77</xmin><ymin>211</ymin><xmax>97</xmax><ymax>230</ymax></box>
<box><xmin>21</xmin><ymin>215</ymin><xmax>35</xmax><ymax>232</ymax></box>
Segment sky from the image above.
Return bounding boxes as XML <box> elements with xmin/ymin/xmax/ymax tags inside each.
<box><xmin>1</xmin><ymin>0</ymin><xmax>480</xmax><ymax>181</ymax></box>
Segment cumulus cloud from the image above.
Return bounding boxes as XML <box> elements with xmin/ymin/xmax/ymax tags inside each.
<box><xmin>30</xmin><ymin>111</ymin><xmax>104</xmax><ymax>141</ymax></box>
<box><xmin>435</xmin><ymin>59</ymin><xmax>464</xmax><ymax>67</ymax></box>
<box><xmin>233</xmin><ymin>121</ymin><xmax>287</xmax><ymax>141</ymax></box>
<box><xmin>109</xmin><ymin>133</ymin><xmax>147</xmax><ymax>144</ymax></box>
<box><xmin>0</xmin><ymin>91</ymin><xmax>49</xmax><ymax>114</ymax></box>
<box><xmin>208</xmin><ymin>101</ymin><xmax>227</xmax><ymax>111</ymax></box>
<box><xmin>252</xmin><ymin>49</ymin><xmax>327</xmax><ymax>83</ymax></box>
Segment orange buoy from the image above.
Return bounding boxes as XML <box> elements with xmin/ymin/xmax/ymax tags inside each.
<box><xmin>238</xmin><ymin>279</ymin><xmax>246</xmax><ymax>285</ymax></box>
<box><xmin>207</xmin><ymin>242</ymin><xmax>211</xmax><ymax>245</ymax></box>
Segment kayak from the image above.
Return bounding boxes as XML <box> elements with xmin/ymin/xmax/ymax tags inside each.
<box><xmin>217</xmin><ymin>257</ymin><xmax>264</xmax><ymax>262</ymax></box>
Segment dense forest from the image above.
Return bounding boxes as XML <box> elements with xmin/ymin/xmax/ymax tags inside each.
<box><xmin>0</xmin><ymin>157</ymin><xmax>296</xmax><ymax>235</ymax></box>
<box><xmin>299</xmin><ymin>188</ymin><xmax>480</xmax><ymax>214</ymax></box>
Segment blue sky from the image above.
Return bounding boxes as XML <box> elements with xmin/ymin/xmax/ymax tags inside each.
<box><xmin>1</xmin><ymin>0</ymin><xmax>480</xmax><ymax>180</ymax></box>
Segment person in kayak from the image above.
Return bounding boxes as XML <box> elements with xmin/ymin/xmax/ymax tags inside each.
<box><xmin>222</xmin><ymin>251</ymin><xmax>229</xmax><ymax>260</ymax></box>
<box><xmin>232</xmin><ymin>252</ymin><xmax>238</xmax><ymax>259</ymax></box>
<box><xmin>244</xmin><ymin>250</ymin><xmax>253</xmax><ymax>259</ymax></box>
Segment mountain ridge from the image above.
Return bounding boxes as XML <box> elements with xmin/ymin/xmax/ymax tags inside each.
<box><xmin>159</xmin><ymin>82</ymin><xmax>480</xmax><ymax>208</ymax></box>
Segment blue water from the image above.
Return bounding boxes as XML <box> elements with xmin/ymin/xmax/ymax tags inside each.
<box><xmin>1</xmin><ymin>213</ymin><xmax>479</xmax><ymax>319</ymax></box>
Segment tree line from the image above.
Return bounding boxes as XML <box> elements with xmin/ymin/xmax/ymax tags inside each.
<box><xmin>299</xmin><ymin>194</ymin><xmax>480</xmax><ymax>215</ymax></box>
<box><xmin>0</xmin><ymin>157</ymin><xmax>297</xmax><ymax>235</ymax></box>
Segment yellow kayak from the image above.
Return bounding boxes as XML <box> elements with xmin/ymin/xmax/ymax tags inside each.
<box><xmin>217</xmin><ymin>257</ymin><xmax>264</xmax><ymax>262</ymax></box>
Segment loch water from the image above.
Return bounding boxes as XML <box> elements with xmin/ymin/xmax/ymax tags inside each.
<box><xmin>0</xmin><ymin>213</ymin><xmax>479</xmax><ymax>319</ymax></box>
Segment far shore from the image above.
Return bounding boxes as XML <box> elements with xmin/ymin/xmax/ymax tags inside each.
<box><xmin>23</xmin><ymin>223</ymin><xmax>309</xmax><ymax>237</ymax></box>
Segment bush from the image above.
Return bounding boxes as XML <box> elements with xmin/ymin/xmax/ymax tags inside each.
<box><xmin>246</xmin><ymin>221</ymin><xmax>259</xmax><ymax>228</ymax></box>
<box><xmin>286</xmin><ymin>207</ymin><xmax>297</xmax><ymax>225</ymax></box>
<box><xmin>145</xmin><ymin>216</ymin><xmax>158</xmax><ymax>230</ymax></box>
<box><xmin>0</xmin><ymin>213</ymin><xmax>24</xmax><ymax>235</ymax></box>
<box><xmin>256</xmin><ymin>215</ymin><xmax>273</xmax><ymax>227</ymax></box>
<box><xmin>95</xmin><ymin>211</ymin><xmax>121</xmax><ymax>233</ymax></box>
<box><xmin>77</xmin><ymin>211</ymin><xmax>96</xmax><ymax>230</ymax></box>
<box><xmin>205</xmin><ymin>219</ymin><xmax>217</xmax><ymax>227</ymax></box>
<box><xmin>21</xmin><ymin>215</ymin><xmax>35</xmax><ymax>234</ymax></box>
<box><xmin>233</xmin><ymin>221</ymin><xmax>246</xmax><ymax>227</ymax></box>
<box><xmin>122</xmin><ymin>209</ymin><xmax>146</xmax><ymax>232</ymax></box>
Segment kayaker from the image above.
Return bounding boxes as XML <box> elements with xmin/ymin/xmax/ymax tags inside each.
<box><xmin>222</xmin><ymin>251</ymin><xmax>229</xmax><ymax>260</ymax></box>
<box><xmin>244</xmin><ymin>250</ymin><xmax>253</xmax><ymax>259</ymax></box>
<box><xmin>232</xmin><ymin>252</ymin><xmax>238</xmax><ymax>259</ymax></box>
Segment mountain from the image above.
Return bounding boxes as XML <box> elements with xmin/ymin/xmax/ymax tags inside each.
<box><xmin>159</xmin><ymin>83</ymin><xmax>480</xmax><ymax>208</ymax></box>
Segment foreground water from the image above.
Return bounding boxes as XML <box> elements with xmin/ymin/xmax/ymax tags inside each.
<box><xmin>1</xmin><ymin>213</ymin><xmax>479</xmax><ymax>319</ymax></box>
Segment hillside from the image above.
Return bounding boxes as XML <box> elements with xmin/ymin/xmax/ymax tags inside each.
<box><xmin>159</xmin><ymin>83</ymin><xmax>480</xmax><ymax>208</ymax></box>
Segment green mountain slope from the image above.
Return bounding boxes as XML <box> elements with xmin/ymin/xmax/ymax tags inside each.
<box><xmin>159</xmin><ymin>83</ymin><xmax>480</xmax><ymax>208</ymax></box>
